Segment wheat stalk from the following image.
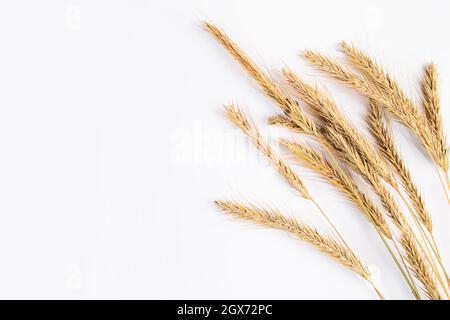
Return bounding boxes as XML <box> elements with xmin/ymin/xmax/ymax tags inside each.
<box><xmin>205</xmin><ymin>21</ymin><xmax>448</xmax><ymax>299</ymax></box>
<box><xmin>301</xmin><ymin>49</ymin><xmax>449</xmax><ymax>296</ymax></box>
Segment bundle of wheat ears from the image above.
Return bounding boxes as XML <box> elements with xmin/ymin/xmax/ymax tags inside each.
<box><xmin>204</xmin><ymin>21</ymin><xmax>450</xmax><ymax>300</ymax></box>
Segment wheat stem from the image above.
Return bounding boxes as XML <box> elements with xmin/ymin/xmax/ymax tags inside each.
<box><xmin>368</xmin><ymin>277</ymin><xmax>385</xmax><ymax>300</ymax></box>
<box><xmin>321</xmin><ymin>150</ymin><xmax>421</xmax><ymax>299</ymax></box>
<box><xmin>425</xmin><ymin>230</ymin><xmax>450</xmax><ymax>292</ymax></box>
<box><xmin>444</xmin><ymin>170</ymin><xmax>450</xmax><ymax>204</ymax></box>
<box><xmin>429</xmin><ymin>233</ymin><xmax>450</xmax><ymax>288</ymax></box>
<box><xmin>421</xmin><ymin>227</ymin><xmax>450</xmax><ymax>291</ymax></box>
<box><xmin>433</xmin><ymin>161</ymin><xmax>450</xmax><ymax>204</ymax></box>
<box><xmin>311</xmin><ymin>198</ymin><xmax>352</xmax><ymax>252</ymax></box>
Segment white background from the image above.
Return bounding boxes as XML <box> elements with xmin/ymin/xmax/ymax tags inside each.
<box><xmin>0</xmin><ymin>0</ymin><xmax>449</xmax><ymax>299</ymax></box>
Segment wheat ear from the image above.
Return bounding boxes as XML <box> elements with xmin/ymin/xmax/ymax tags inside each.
<box><xmin>203</xmin><ymin>21</ymin><xmax>317</xmax><ymax>136</ymax></box>
<box><xmin>367</xmin><ymin>100</ymin><xmax>432</xmax><ymax>232</ymax></box>
<box><xmin>339</xmin><ymin>43</ymin><xmax>448</xmax><ymax>173</ymax></box>
<box><xmin>215</xmin><ymin>199</ymin><xmax>386</xmax><ymax>299</ymax></box>
<box><xmin>421</xmin><ymin>63</ymin><xmax>450</xmax><ymax>199</ymax></box>
<box><xmin>224</xmin><ymin>104</ymin><xmax>310</xmax><ymax>199</ymax></box>
<box><xmin>302</xmin><ymin>49</ymin><xmax>446</xmax><ymax>174</ymax></box>
<box><xmin>400</xmin><ymin>230</ymin><xmax>443</xmax><ymax>300</ymax></box>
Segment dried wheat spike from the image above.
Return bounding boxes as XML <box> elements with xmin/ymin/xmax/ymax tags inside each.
<box><xmin>303</xmin><ymin>50</ymin><xmax>446</xmax><ymax>171</ymax></box>
<box><xmin>203</xmin><ymin>21</ymin><xmax>318</xmax><ymax>136</ymax></box>
<box><xmin>400</xmin><ymin>230</ymin><xmax>443</xmax><ymax>300</ymax></box>
<box><xmin>224</xmin><ymin>104</ymin><xmax>311</xmax><ymax>199</ymax></box>
<box><xmin>215</xmin><ymin>200</ymin><xmax>371</xmax><ymax>280</ymax></box>
<box><xmin>368</xmin><ymin>100</ymin><xmax>432</xmax><ymax>232</ymax></box>
<box><xmin>339</xmin><ymin>43</ymin><xmax>448</xmax><ymax>171</ymax></box>
<box><xmin>281</xmin><ymin>139</ymin><xmax>392</xmax><ymax>239</ymax></box>
<box><xmin>421</xmin><ymin>63</ymin><xmax>449</xmax><ymax>170</ymax></box>
<box><xmin>340</xmin><ymin>42</ymin><xmax>408</xmax><ymax>103</ymax></box>
<box><xmin>282</xmin><ymin>67</ymin><xmax>397</xmax><ymax>187</ymax></box>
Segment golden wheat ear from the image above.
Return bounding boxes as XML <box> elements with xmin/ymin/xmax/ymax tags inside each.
<box><xmin>215</xmin><ymin>199</ymin><xmax>384</xmax><ymax>299</ymax></box>
<box><xmin>215</xmin><ymin>200</ymin><xmax>370</xmax><ymax>278</ymax></box>
<box><xmin>203</xmin><ymin>21</ymin><xmax>317</xmax><ymax>136</ymax></box>
<box><xmin>367</xmin><ymin>100</ymin><xmax>432</xmax><ymax>232</ymax></box>
<box><xmin>224</xmin><ymin>103</ymin><xmax>311</xmax><ymax>200</ymax></box>
<box><xmin>400</xmin><ymin>230</ymin><xmax>443</xmax><ymax>300</ymax></box>
<box><xmin>421</xmin><ymin>63</ymin><xmax>449</xmax><ymax>171</ymax></box>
